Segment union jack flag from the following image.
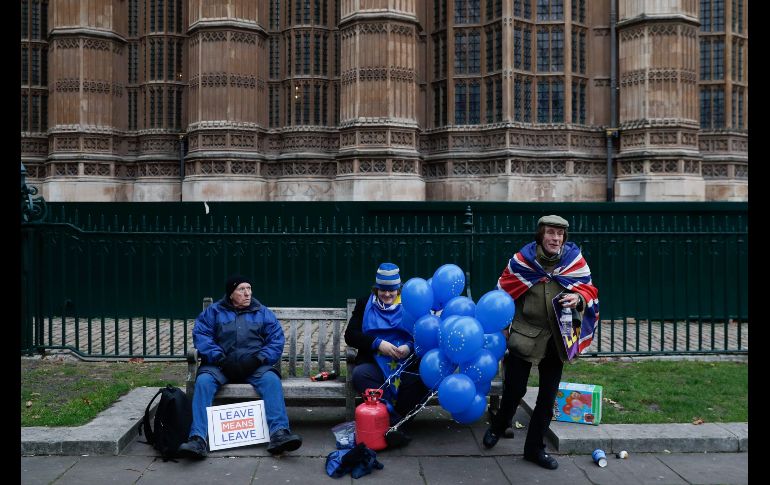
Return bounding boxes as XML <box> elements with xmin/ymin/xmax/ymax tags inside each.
<box><xmin>497</xmin><ymin>241</ymin><xmax>600</xmax><ymax>355</ymax></box>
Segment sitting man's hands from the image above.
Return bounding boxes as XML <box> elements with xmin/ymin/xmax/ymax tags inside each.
<box><xmin>220</xmin><ymin>353</ymin><xmax>262</xmax><ymax>382</ymax></box>
<box><xmin>220</xmin><ymin>353</ymin><xmax>241</xmax><ymax>379</ymax></box>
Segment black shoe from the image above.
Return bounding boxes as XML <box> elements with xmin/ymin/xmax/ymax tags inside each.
<box><xmin>524</xmin><ymin>451</ymin><xmax>559</xmax><ymax>470</ymax></box>
<box><xmin>482</xmin><ymin>428</ymin><xmax>501</xmax><ymax>449</ymax></box>
<box><xmin>385</xmin><ymin>428</ymin><xmax>412</xmax><ymax>448</ymax></box>
<box><xmin>503</xmin><ymin>425</ymin><xmax>515</xmax><ymax>439</ymax></box>
<box><xmin>178</xmin><ymin>435</ymin><xmax>208</xmax><ymax>460</ymax></box>
<box><xmin>267</xmin><ymin>429</ymin><xmax>303</xmax><ymax>455</ymax></box>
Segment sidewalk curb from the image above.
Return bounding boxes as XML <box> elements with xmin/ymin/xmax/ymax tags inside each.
<box><xmin>519</xmin><ymin>388</ymin><xmax>748</xmax><ymax>454</ymax></box>
<box><xmin>21</xmin><ymin>387</ymin><xmax>158</xmax><ymax>456</ymax></box>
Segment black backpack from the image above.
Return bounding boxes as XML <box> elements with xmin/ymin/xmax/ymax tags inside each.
<box><xmin>140</xmin><ymin>385</ymin><xmax>193</xmax><ymax>461</ymax></box>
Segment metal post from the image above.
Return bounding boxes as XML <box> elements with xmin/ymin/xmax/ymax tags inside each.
<box><xmin>463</xmin><ymin>205</ymin><xmax>474</xmax><ymax>299</ymax></box>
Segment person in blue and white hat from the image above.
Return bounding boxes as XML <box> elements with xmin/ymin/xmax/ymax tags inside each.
<box><xmin>345</xmin><ymin>263</ymin><xmax>429</xmax><ymax>449</ymax></box>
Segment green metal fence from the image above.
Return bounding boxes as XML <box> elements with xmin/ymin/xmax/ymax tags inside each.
<box><xmin>21</xmin><ymin>202</ymin><xmax>747</xmax><ymax>358</ymax></box>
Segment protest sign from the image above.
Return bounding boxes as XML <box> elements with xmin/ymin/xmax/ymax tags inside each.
<box><xmin>206</xmin><ymin>400</ymin><xmax>270</xmax><ymax>451</ymax></box>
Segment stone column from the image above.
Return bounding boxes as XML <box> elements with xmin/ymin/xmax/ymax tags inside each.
<box><xmin>336</xmin><ymin>0</ymin><xmax>424</xmax><ymax>200</ymax></box>
<box><xmin>46</xmin><ymin>0</ymin><xmax>131</xmax><ymax>201</ymax></box>
<box><xmin>615</xmin><ymin>0</ymin><xmax>704</xmax><ymax>201</ymax></box>
<box><xmin>183</xmin><ymin>0</ymin><xmax>268</xmax><ymax>200</ymax></box>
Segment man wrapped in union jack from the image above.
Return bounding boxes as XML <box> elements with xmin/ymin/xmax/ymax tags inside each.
<box><xmin>482</xmin><ymin>215</ymin><xmax>599</xmax><ymax>471</ymax></box>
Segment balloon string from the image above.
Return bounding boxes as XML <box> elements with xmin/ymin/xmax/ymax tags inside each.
<box><xmin>377</xmin><ymin>352</ymin><xmax>416</xmax><ymax>392</ymax></box>
<box><xmin>387</xmin><ymin>388</ymin><xmax>437</xmax><ymax>433</ymax></box>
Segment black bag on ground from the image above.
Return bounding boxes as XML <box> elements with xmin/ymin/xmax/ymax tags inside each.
<box><xmin>140</xmin><ymin>385</ymin><xmax>193</xmax><ymax>461</ymax></box>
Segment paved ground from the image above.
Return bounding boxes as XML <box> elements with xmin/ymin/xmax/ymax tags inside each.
<box><xmin>20</xmin><ymin>413</ymin><xmax>750</xmax><ymax>485</ymax></box>
<box><xmin>21</xmin><ymin>388</ymin><xmax>750</xmax><ymax>484</ymax></box>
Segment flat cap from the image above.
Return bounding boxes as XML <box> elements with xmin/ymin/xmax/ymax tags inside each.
<box><xmin>537</xmin><ymin>214</ymin><xmax>569</xmax><ymax>228</ymax></box>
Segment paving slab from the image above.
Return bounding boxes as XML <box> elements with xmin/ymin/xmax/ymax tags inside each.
<box><xmin>496</xmin><ymin>454</ymin><xmax>596</xmax><ymax>484</ymax></box>
<box><xmin>420</xmin><ymin>456</ymin><xmax>507</xmax><ymax>485</ymax></box>
<box><xmin>47</xmin><ymin>455</ymin><xmax>156</xmax><ymax>485</ymax></box>
<box><xmin>572</xmin><ymin>452</ymin><xmax>689</xmax><ymax>485</ymax></box>
<box><xmin>138</xmin><ymin>456</ymin><xmax>260</xmax><ymax>485</ymax></box>
<box><xmin>250</xmin><ymin>456</ymin><xmax>341</xmax><ymax>484</ymax></box>
<box><xmin>20</xmin><ymin>456</ymin><xmax>79</xmax><ymax>485</ymax></box>
<box><xmin>656</xmin><ymin>452</ymin><xmax>749</xmax><ymax>485</ymax></box>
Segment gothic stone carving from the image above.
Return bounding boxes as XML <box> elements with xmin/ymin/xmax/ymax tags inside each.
<box><xmin>83</xmin><ymin>163</ymin><xmax>112</xmax><ymax>176</ymax></box>
<box><xmin>82</xmin><ymin>137</ymin><xmax>110</xmax><ymax>151</ymax></box>
<box><xmin>703</xmin><ymin>162</ymin><xmax>729</xmax><ymax>178</ymax></box>
<box><xmin>391</xmin><ymin>159</ymin><xmax>416</xmax><ymax>174</ymax></box>
<box><xmin>391</xmin><ymin>131</ymin><xmax>414</xmax><ymax>147</ymax></box>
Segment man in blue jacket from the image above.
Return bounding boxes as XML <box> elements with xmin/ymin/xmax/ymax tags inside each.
<box><xmin>178</xmin><ymin>275</ymin><xmax>302</xmax><ymax>459</ymax></box>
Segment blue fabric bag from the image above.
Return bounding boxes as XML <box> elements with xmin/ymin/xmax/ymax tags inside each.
<box><xmin>325</xmin><ymin>443</ymin><xmax>384</xmax><ymax>479</ymax></box>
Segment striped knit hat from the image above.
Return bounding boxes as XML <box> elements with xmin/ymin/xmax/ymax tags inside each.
<box><xmin>373</xmin><ymin>263</ymin><xmax>401</xmax><ymax>290</ymax></box>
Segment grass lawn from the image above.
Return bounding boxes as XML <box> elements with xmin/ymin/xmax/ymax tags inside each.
<box><xmin>551</xmin><ymin>359</ymin><xmax>748</xmax><ymax>424</ymax></box>
<box><xmin>21</xmin><ymin>356</ymin><xmax>747</xmax><ymax>427</ymax></box>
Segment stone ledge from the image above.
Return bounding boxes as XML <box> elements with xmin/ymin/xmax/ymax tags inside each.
<box><xmin>21</xmin><ymin>387</ymin><xmax>159</xmax><ymax>456</ymax></box>
<box><xmin>520</xmin><ymin>388</ymin><xmax>748</xmax><ymax>454</ymax></box>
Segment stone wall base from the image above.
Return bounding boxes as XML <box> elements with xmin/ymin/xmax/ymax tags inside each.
<box><xmin>333</xmin><ymin>174</ymin><xmax>425</xmax><ymax>201</ymax></box>
<box><xmin>426</xmin><ymin>176</ymin><xmax>606</xmax><ymax>201</ymax></box>
<box><xmin>182</xmin><ymin>176</ymin><xmax>268</xmax><ymax>201</ymax></box>
<box><xmin>42</xmin><ymin>178</ymin><xmax>135</xmax><ymax>202</ymax></box>
<box><xmin>615</xmin><ymin>176</ymin><xmax>706</xmax><ymax>201</ymax></box>
<box><xmin>704</xmin><ymin>180</ymin><xmax>748</xmax><ymax>202</ymax></box>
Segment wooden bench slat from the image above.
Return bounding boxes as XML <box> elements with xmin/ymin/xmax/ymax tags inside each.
<box><xmin>289</xmin><ymin>321</ymin><xmax>297</xmax><ymax>377</ymax></box>
<box><xmin>333</xmin><ymin>320</ymin><xmax>341</xmax><ymax>376</ymax></box>
<box><xmin>318</xmin><ymin>320</ymin><xmax>327</xmax><ymax>372</ymax></box>
<box><xmin>303</xmin><ymin>320</ymin><xmax>312</xmax><ymax>376</ymax></box>
<box><xmin>216</xmin><ymin>379</ymin><xmax>348</xmax><ymax>400</ymax></box>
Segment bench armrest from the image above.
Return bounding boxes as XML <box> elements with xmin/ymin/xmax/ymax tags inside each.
<box><xmin>185</xmin><ymin>349</ymin><xmax>199</xmax><ymax>398</ymax></box>
<box><xmin>345</xmin><ymin>347</ymin><xmax>357</xmax><ymax>363</ymax></box>
<box><xmin>186</xmin><ymin>348</ymin><xmax>199</xmax><ymax>364</ymax></box>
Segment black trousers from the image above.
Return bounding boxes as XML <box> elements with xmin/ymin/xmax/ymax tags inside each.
<box><xmin>352</xmin><ymin>361</ymin><xmax>429</xmax><ymax>427</ymax></box>
<box><xmin>492</xmin><ymin>338</ymin><xmax>564</xmax><ymax>455</ymax></box>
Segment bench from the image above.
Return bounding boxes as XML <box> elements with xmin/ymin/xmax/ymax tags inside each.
<box><xmin>186</xmin><ymin>298</ymin><xmax>358</xmax><ymax>419</ymax></box>
<box><xmin>186</xmin><ymin>297</ymin><xmax>503</xmax><ymax>422</ymax></box>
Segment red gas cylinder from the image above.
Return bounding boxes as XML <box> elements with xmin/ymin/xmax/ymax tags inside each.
<box><xmin>355</xmin><ymin>388</ymin><xmax>389</xmax><ymax>451</ymax></box>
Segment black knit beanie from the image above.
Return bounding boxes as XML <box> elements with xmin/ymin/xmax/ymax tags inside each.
<box><xmin>225</xmin><ymin>274</ymin><xmax>252</xmax><ymax>298</ymax></box>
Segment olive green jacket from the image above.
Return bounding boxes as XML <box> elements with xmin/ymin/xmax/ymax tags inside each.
<box><xmin>506</xmin><ymin>245</ymin><xmax>584</xmax><ymax>364</ymax></box>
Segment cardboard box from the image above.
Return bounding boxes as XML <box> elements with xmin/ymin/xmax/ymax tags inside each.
<box><xmin>552</xmin><ymin>382</ymin><xmax>602</xmax><ymax>425</ymax></box>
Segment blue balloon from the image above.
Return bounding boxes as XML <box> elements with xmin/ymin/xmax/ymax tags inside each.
<box><xmin>438</xmin><ymin>315</ymin><xmax>462</xmax><ymax>351</ymax></box>
<box><xmin>451</xmin><ymin>393</ymin><xmax>488</xmax><ymax>424</ymax></box>
<box><xmin>483</xmin><ymin>332</ymin><xmax>507</xmax><ymax>361</ymax></box>
<box><xmin>475</xmin><ymin>379</ymin><xmax>492</xmax><ymax>396</ymax></box>
<box><xmin>437</xmin><ymin>373</ymin><xmax>476</xmax><ymax>414</ymax></box>
<box><xmin>427</xmin><ymin>277</ymin><xmax>442</xmax><ymax>312</ymax></box>
<box><xmin>402</xmin><ymin>308</ymin><xmax>417</xmax><ymax>335</ymax></box>
<box><xmin>413</xmin><ymin>314</ymin><xmax>441</xmax><ymax>357</ymax></box>
<box><xmin>459</xmin><ymin>349</ymin><xmax>499</xmax><ymax>384</ymax></box>
<box><xmin>431</xmin><ymin>264</ymin><xmax>466</xmax><ymax>311</ymax></box>
<box><xmin>475</xmin><ymin>290</ymin><xmax>516</xmax><ymax>333</ymax></box>
<box><xmin>440</xmin><ymin>316</ymin><xmax>485</xmax><ymax>365</ymax></box>
<box><xmin>401</xmin><ymin>277</ymin><xmax>434</xmax><ymax>318</ymax></box>
<box><xmin>441</xmin><ymin>296</ymin><xmax>476</xmax><ymax>320</ymax></box>
<box><xmin>419</xmin><ymin>348</ymin><xmax>457</xmax><ymax>390</ymax></box>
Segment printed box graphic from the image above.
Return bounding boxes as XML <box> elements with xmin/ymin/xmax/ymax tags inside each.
<box><xmin>552</xmin><ymin>382</ymin><xmax>602</xmax><ymax>425</ymax></box>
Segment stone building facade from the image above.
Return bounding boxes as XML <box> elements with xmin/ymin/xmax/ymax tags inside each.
<box><xmin>21</xmin><ymin>0</ymin><xmax>748</xmax><ymax>202</ymax></box>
